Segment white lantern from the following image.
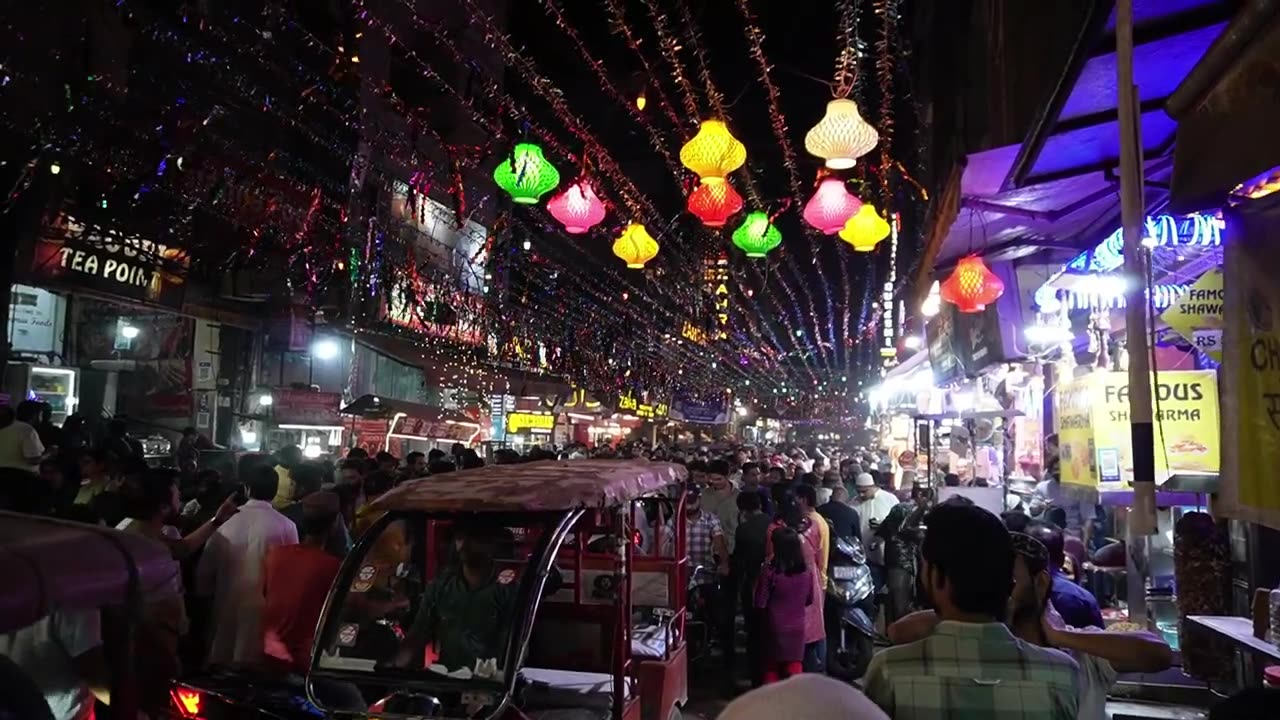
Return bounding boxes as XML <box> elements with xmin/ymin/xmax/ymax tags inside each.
<box><xmin>804</xmin><ymin>98</ymin><xmax>879</xmax><ymax>169</ymax></box>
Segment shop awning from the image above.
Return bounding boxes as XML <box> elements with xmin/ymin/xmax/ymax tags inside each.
<box><xmin>1166</xmin><ymin>4</ymin><xmax>1280</xmax><ymax>212</ymax></box>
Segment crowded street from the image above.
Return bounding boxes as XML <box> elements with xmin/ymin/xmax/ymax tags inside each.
<box><xmin>2</xmin><ymin>1</ymin><xmax>1280</xmax><ymax>719</ymax></box>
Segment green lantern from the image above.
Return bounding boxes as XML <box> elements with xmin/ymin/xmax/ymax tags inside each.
<box><xmin>493</xmin><ymin>142</ymin><xmax>561</xmax><ymax>204</ymax></box>
<box><xmin>731</xmin><ymin>210</ymin><xmax>782</xmax><ymax>258</ymax></box>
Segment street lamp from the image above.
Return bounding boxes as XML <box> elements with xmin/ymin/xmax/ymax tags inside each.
<box><xmin>120</xmin><ymin>324</ymin><xmax>140</xmax><ymax>340</ymax></box>
<box><xmin>311</xmin><ymin>338</ymin><xmax>340</xmax><ymax>360</ymax></box>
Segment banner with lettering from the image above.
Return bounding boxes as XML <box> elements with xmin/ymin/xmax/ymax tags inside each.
<box><xmin>1221</xmin><ymin>199</ymin><xmax>1280</xmax><ymax>531</ymax></box>
<box><xmin>30</xmin><ymin>215</ymin><xmax>189</xmax><ymax>309</ymax></box>
<box><xmin>1160</xmin><ymin>268</ymin><xmax>1224</xmax><ymax>361</ymax></box>
<box><xmin>1055</xmin><ymin>370</ymin><xmax>1219</xmax><ymax>489</ymax></box>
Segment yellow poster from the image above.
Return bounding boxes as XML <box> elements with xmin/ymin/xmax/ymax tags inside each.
<box><xmin>1160</xmin><ymin>269</ymin><xmax>1224</xmax><ymax>361</ymax></box>
<box><xmin>1055</xmin><ymin>373</ymin><xmax>1097</xmax><ymax>487</ymax></box>
<box><xmin>1089</xmin><ymin>371</ymin><xmax>1220</xmax><ymax>491</ymax></box>
<box><xmin>1222</xmin><ymin>207</ymin><xmax>1280</xmax><ymax>530</ymax></box>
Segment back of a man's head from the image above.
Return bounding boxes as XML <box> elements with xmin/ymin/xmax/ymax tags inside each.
<box><xmin>248</xmin><ymin>465</ymin><xmax>281</xmax><ymax>501</ymax></box>
<box><xmin>922</xmin><ymin>502</ymin><xmax>1014</xmax><ymax>622</ymax></box>
<box><xmin>290</xmin><ymin>461</ymin><xmax>325</xmax><ymax>499</ymax></box>
<box><xmin>277</xmin><ymin>444</ymin><xmax>302</xmax><ymax>468</ymax></box>
<box><xmin>1026</xmin><ymin>519</ymin><xmax>1067</xmax><ymax>571</ymax></box>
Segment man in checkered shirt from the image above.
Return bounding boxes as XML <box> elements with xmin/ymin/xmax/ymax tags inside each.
<box><xmin>863</xmin><ymin>501</ymin><xmax>1080</xmax><ymax>720</ymax></box>
<box><xmin>684</xmin><ymin>485</ymin><xmax>729</xmax><ymax>581</ymax></box>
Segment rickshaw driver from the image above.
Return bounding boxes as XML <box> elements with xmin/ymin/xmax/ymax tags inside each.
<box><xmin>392</xmin><ymin>534</ymin><xmax>517</xmax><ymax>674</ymax></box>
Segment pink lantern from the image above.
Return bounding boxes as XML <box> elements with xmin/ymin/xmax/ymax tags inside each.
<box><xmin>547</xmin><ymin>181</ymin><xmax>607</xmax><ymax>234</ymax></box>
<box><xmin>802</xmin><ymin>178</ymin><xmax>862</xmax><ymax>234</ymax></box>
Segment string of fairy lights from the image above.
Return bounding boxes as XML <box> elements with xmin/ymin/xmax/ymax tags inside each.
<box><xmin>0</xmin><ymin>0</ymin><xmax>925</xmax><ymax>418</ymax></box>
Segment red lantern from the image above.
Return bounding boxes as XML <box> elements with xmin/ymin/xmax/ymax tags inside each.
<box><xmin>687</xmin><ymin>181</ymin><xmax>744</xmax><ymax>227</ymax></box>
<box><xmin>940</xmin><ymin>255</ymin><xmax>1005</xmax><ymax>313</ymax></box>
<box><xmin>547</xmin><ymin>181</ymin><xmax>606</xmax><ymax>234</ymax></box>
<box><xmin>802</xmin><ymin>178</ymin><xmax>862</xmax><ymax>234</ymax></box>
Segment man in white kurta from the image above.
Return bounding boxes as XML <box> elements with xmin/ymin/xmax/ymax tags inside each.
<box><xmin>197</xmin><ymin>467</ymin><xmax>298</xmax><ymax>665</ymax></box>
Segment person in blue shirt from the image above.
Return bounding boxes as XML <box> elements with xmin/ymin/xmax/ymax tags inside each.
<box><xmin>1027</xmin><ymin>520</ymin><xmax>1104</xmax><ymax>629</ymax></box>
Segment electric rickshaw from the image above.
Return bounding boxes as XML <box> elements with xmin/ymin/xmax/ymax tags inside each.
<box><xmin>219</xmin><ymin>459</ymin><xmax>691</xmax><ymax>720</ymax></box>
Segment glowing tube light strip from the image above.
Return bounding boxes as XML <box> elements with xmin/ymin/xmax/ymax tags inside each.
<box><xmin>1065</xmin><ymin>283</ymin><xmax>1190</xmax><ymax>311</ymax></box>
<box><xmin>1065</xmin><ymin>213</ymin><xmax>1221</xmax><ymax>275</ymax></box>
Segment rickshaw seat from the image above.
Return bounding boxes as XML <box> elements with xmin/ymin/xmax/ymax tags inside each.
<box><xmin>521</xmin><ymin>667</ymin><xmax>630</xmax><ymax>699</ymax></box>
<box><xmin>629</xmin><ymin>622</ymin><xmax>669</xmax><ymax>660</ymax></box>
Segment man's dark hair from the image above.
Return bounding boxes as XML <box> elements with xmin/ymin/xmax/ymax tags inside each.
<box><xmin>338</xmin><ymin>458</ymin><xmax>367</xmax><ymax>475</ymax></box>
<box><xmin>922</xmin><ymin>502</ymin><xmax>1014</xmax><ymax>621</ymax></box>
<box><xmin>364</xmin><ymin>470</ymin><xmax>397</xmax><ymax>498</ymax></box>
<box><xmin>14</xmin><ymin>400</ymin><xmax>41</xmax><ymax>424</ymax></box>
<box><xmin>346</xmin><ymin>447</ymin><xmax>369</xmax><ymax>460</ymax></box>
<box><xmin>686</xmin><ymin>460</ymin><xmax>707</xmax><ymax>474</ymax></box>
<box><xmin>1045</xmin><ymin>506</ymin><xmax>1068</xmax><ymax>529</ymax></box>
<box><xmin>248</xmin><ymin>465</ymin><xmax>280</xmax><ymax>501</ymax></box>
<box><xmin>181</xmin><ymin>426</ymin><xmax>197</xmax><ymax>437</ymax></box>
<box><xmin>129</xmin><ymin>469</ymin><xmax>179</xmax><ymax>520</ymax></box>
<box><xmin>451</xmin><ymin>442</ymin><xmax>466</xmax><ymax>456</ymax></box>
<box><xmin>429</xmin><ymin>459</ymin><xmax>456</xmax><ymax>475</ymax></box>
<box><xmin>799</xmin><ymin>472</ymin><xmax>820</xmax><ymax>488</ymax></box>
<box><xmin>428</xmin><ymin>449</ymin><xmax>446</xmax><ymax>462</ymax></box>
<box><xmin>406</xmin><ymin>451</ymin><xmax>425</xmax><ymax>465</ymax></box>
<box><xmin>375</xmin><ymin>451</ymin><xmax>396</xmax><ymax>465</ymax></box>
<box><xmin>301</xmin><ymin>510</ymin><xmax>338</xmax><ymax>538</ymax></box>
<box><xmin>460</xmin><ymin>449</ymin><xmax>484</xmax><ymax>470</ymax></box>
<box><xmin>291</xmin><ymin>462</ymin><xmax>326</xmax><ymax>498</ymax></box>
<box><xmin>943</xmin><ymin>473</ymin><xmax>962</xmax><ymax>487</ymax></box>
<box><xmin>706</xmin><ymin>459</ymin><xmax>730</xmax><ymax>476</ymax></box>
<box><xmin>276</xmin><ymin>445</ymin><xmax>302</xmax><ymax>467</ymax></box>
<box><xmin>1026</xmin><ymin>520</ymin><xmax>1066</xmax><ymax>572</ymax></box>
<box><xmin>794</xmin><ymin>483</ymin><xmax>817</xmax><ymax>510</ymax></box>
<box><xmin>108</xmin><ymin>418</ymin><xmax>128</xmax><ymax>437</ymax></box>
<box><xmin>1002</xmin><ymin>511</ymin><xmax>1031</xmax><ymax>534</ymax></box>
<box><xmin>740</xmin><ymin>461</ymin><xmax>759</xmax><ymax>475</ymax></box>
<box><xmin>736</xmin><ymin>490</ymin><xmax>762</xmax><ymax>514</ymax></box>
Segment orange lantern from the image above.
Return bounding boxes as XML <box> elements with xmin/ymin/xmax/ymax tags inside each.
<box><xmin>940</xmin><ymin>255</ymin><xmax>1005</xmax><ymax>313</ymax></box>
<box><xmin>687</xmin><ymin>182</ymin><xmax>744</xmax><ymax>227</ymax></box>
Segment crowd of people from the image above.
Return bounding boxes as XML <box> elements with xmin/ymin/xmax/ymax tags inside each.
<box><xmin>1</xmin><ymin>404</ymin><xmax>1266</xmax><ymax>719</ymax></box>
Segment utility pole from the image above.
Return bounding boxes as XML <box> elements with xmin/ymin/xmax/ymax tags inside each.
<box><xmin>1117</xmin><ymin>0</ymin><xmax>1157</xmax><ymax>627</ymax></box>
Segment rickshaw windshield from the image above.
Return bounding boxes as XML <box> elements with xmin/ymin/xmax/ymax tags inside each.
<box><xmin>311</xmin><ymin>509</ymin><xmax>573</xmax><ymax>695</ymax></box>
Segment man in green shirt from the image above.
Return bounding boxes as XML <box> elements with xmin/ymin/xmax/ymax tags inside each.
<box><xmin>396</xmin><ymin>534</ymin><xmax>517</xmax><ymax>673</ymax></box>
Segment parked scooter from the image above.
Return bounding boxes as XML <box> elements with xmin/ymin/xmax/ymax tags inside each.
<box><xmin>825</xmin><ymin>533</ymin><xmax>876</xmax><ymax>680</ymax></box>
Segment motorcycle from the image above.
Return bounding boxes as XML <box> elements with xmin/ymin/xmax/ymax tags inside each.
<box><xmin>824</xmin><ymin>534</ymin><xmax>876</xmax><ymax>681</ymax></box>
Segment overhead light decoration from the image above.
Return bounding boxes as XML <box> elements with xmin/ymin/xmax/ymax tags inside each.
<box><xmin>612</xmin><ymin>223</ymin><xmax>659</xmax><ymax>269</ymax></box>
<box><xmin>804</xmin><ymin>98</ymin><xmax>879</xmax><ymax>169</ymax></box>
<box><xmin>802</xmin><ymin>178</ymin><xmax>862</xmax><ymax>234</ymax></box>
<box><xmin>731</xmin><ymin>211</ymin><xmax>783</xmax><ymax>258</ymax></box>
<box><xmin>837</xmin><ymin>204</ymin><xmax>891</xmax><ymax>252</ymax></box>
<box><xmin>546</xmin><ymin>181</ymin><xmax>606</xmax><ymax>234</ymax></box>
<box><xmin>921</xmin><ymin>280</ymin><xmax>942</xmax><ymax>318</ymax></box>
<box><xmin>941</xmin><ymin>255</ymin><xmax>1005</xmax><ymax>313</ymax></box>
<box><xmin>687</xmin><ymin>181</ymin><xmax>744</xmax><ymax>227</ymax></box>
<box><xmin>493</xmin><ymin>142</ymin><xmax>560</xmax><ymax>204</ymax></box>
<box><xmin>679</xmin><ymin>120</ymin><xmax>747</xmax><ymax>184</ymax></box>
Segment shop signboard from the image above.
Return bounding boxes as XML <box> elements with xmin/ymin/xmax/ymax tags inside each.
<box><xmin>1055</xmin><ymin>370</ymin><xmax>1219</xmax><ymax>490</ymax></box>
<box><xmin>395</xmin><ymin>414</ymin><xmax>474</xmax><ymax>442</ymax></box>
<box><xmin>273</xmin><ymin>389</ymin><xmax>343</xmax><ymax>426</ymax></box>
<box><xmin>7</xmin><ymin>284</ymin><xmax>64</xmax><ymax>355</ymax></box>
<box><xmin>1222</xmin><ymin>202</ymin><xmax>1280</xmax><ymax>530</ymax></box>
<box><xmin>29</xmin><ymin>215</ymin><xmax>189</xmax><ymax>309</ymax></box>
<box><xmin>506</xmin><ymin>411</ymin><xmax>554</xmax><ymax>434</ymax></box>
<box><xmin>1159</xmin><ymin>268</ymin><xmax>1224</xmax><ymax>361</ymax></box>
<box><xmin>351</xmin><ymin>417</ymin><xmax>389</xmax><ymax>455</ymax></box>
<box><xmin>617</xmin><ymin>391</ymin><xmax>670</xmax><ymax>420</ymax></box>
<box><xmin>670</xmin><ymin>395</ymin><xmax>729</xmax><ymax>424</ymax></box>
<box><xmin>926</xmin><ymin>310</ymin><xmax>963</xmax><ymax>385</ymax></box>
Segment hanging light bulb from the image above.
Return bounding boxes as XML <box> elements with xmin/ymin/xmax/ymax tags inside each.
<box><xmin>837</xmin><ymin>204</ymin><xmax>891</xmax><ymax>252</ymax></box>
<box><xmin>941</xmin><ymin>255</ymin><xmax>1005</xmax><ymax>313</ymax></box>
<box><xmin>731</xmin><ymin>211</ymin><xmax>783</xmax><ymax>258</ymax></box>
<box><xmin>804</xmin><ymin>98</ymin><xmax>879</xmax><ymax>169</ymax></box>
<box><xmin>612</xmin><ymin>223</ymin><xmax>660</xmax><ymax>268</ymax></box>
<box><xmin>921</xmin><ymin>280</ymin><xmax>942</xmax><ymax>318</ymax></box>
<box><xmin>687</xmin><ymin>181</ymin><xmax>744</xmax><ymax>227</ymax></box>
<box><xmin>492</xmin><ymin>142</ymin><xmax>560</xmax><ymax>204</ymax></box>
<box><xmin>679</xmin><ymin>120</ymin><xmax>747</xmax><ymax>184</ymax></box>
<box><xmin>635</xmin><ymin>90</ymin><xmax>647</xmax><ymax>111</ymax></box>
<box><xmin>546</xmin><ymin>180</ymin><xmax>606</xmax><ymax>234</ymax></box>
<box><xmin>802</xmin><ymin>178</ymin><xmax>862</xmax><ymax>234</ymax></box>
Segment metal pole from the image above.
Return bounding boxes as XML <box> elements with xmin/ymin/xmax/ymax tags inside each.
<box><xmin>1117</xmin><ymin>0</ymin><xmax>1157</xmax><ymax>627</ymax></box>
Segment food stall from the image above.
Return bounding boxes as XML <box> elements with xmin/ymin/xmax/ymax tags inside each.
<box><xmin>266</xmin><ymin>388</ymin><xmax>345</xmax><ymax>459</ymax></box>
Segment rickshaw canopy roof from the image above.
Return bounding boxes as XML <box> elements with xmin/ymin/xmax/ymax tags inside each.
<box><xmin>369</xmin><ymin>459</ymin><xmax>688</xmax><ymax>513</ymax></box>
<box><xmin>0</xmin><ymin>512</ymin><xmax>180</xmax><ymax>633</ymax></box>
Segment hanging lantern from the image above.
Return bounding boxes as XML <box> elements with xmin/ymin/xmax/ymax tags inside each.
<box><xmin>731</xmin><ymin>211</ymin><xmax>783</xmax><ymax>258</ymax></box>
<box><xmin>547</xmin><ymin>181</ymin><xmax>606</xmax><ymax>233</ymax></box>
<box><xmin>804</xmin><ymin>98</ymin><xmax>879</xmax><ymax>170</ymax></box>
<box><xmin>687</xmin><ymin>181</ymin><xmax>744</xmax><ymax>227</ymax></box>
<box><xmin>941</xmin><ymin>254</ymin><xmax>1005</xmax><ymax>313</ymax></box>
<box><xmin>493</xmin><ymin>142</ymin><xmax>560</xmax><ymax>204</ymax></box>
<box><xmin>837</xmin><ymin>203</ymin><xmax>891</xmax><ymax>252</ymax></box>
<box><xmin>612</xmin><ymin>223</ymin><xmax>659</xmax><ymax>269</ymax></box>
<box><xmin>679</xmin><ymin>120</ymin><xmax>747</xmax><ymax>184</ymax></box>
<box><xmin>802</xmin><ymin>178</ymin><xmax>863</xmax><ymax>234</ymax></box>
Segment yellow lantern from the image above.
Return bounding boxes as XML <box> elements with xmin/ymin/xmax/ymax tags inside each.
<box><xmin>805</xmin><ymin>98</ymin><xmax>879</xmax><ymax>170</ymax></box>
<box><xmin>612</xmin><ymin>223</ymin><xmax>659</xmax><ymax>268</ymax></box>
<box><xmin>838</xmin><ymin>204</ymin><xmax>890</xmax><ymax>252</ymax></box>
<box><xmin>679</xmin><ymin>120</ymin><xmax>747</xmax><ymax>184</ymax></box>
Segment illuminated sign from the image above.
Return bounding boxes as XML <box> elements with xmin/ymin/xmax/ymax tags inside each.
<box><xmin>31</xmin><ymin>215</ymin><xmax>189</xmax><ymax>308</ymax></box>
<box><xmin>618</xmin><ymin>393</ymin><xmax>669</xmax><ymax>420</ymax></box>
<box><xmin>506</xmin><ymin>412</ymin><xmax>555</xmax><ymax>434</ymax></box>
